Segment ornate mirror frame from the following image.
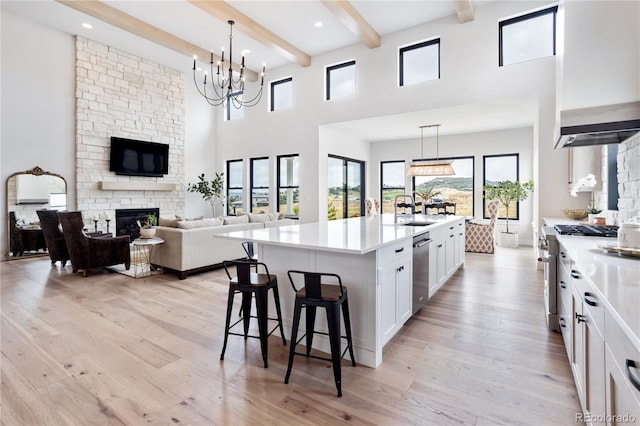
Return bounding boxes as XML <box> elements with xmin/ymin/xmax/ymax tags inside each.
<box><xmin>5</xmin><ymin>166</ymin><xmax>67</xmax><ymax>260</ymax></box>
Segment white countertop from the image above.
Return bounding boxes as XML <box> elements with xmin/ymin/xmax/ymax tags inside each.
<box><xmin>557</xmin><ymin>235</ymin><xmax>640</xmax><ymax>351</ymax></box>
<box><xmin>214</xmin><ymin>214</ymin><xmax>461</xmax><ymax>255</ymax></box>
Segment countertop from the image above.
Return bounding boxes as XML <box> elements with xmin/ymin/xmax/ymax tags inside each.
<box><xmin>214</xmin><ymin>214</ymin><xmax>461</xmax><ymax>255</ymax></box>
<box><xmin>557</xmin><ymin>235</ymin><xmax>640</xmax><ymax>352</ymax></box>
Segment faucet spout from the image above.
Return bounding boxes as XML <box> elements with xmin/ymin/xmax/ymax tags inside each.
<box><xmin>394</xmin><ymin>194</ymin><xmax>415</xmax><ymax>223</ymax></box>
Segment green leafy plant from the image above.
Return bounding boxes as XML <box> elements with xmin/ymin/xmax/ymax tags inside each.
<box><xmin>414</xmin><ymin>181</ymin><xmax>442</xmax><ymax>203</ymax></box>
<box><xmin>137</xmin><ymin>213</ymin><xmax>157</xmax><ymax>229</ymax></box>
<box><xmin>187</xmin><ymin>172</ymin><xmax>225</xmax><ymax>214</ymax></box>
<box><xmin>483</xmin><ymin>180</ymin><xmax>535</xmax><ymax>233</ymax></box>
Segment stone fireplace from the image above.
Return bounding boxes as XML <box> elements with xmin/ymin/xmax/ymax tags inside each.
<box><xmin>116</xmin><ymin>208</ymin><xmax>159</xmax><ymax>240</ymax></box>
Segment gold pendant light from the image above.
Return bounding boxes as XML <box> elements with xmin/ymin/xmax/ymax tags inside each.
<box><xmin>407</xmin><ymin>124</ymin><xmax>455</xmax><ymax>176</ymax></box>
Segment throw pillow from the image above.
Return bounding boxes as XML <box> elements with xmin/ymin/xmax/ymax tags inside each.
<box><xmin>177</xmin><ymin>217</ymin><xmax>223</xmax><ymax>229</ymax></box>
<box><xmin>247</xmin><ymin>213</ymin><xmax>270</xmax><ymax>223</ymax></box>
<box><xmin>267</xmin><ymin>212</ymin><xmax>280</xmax><ymax>221</ymax></box>
<box><xmin>223</xmin><ymin>215</ymin><xmax>249</xmax><ymax>225</ymax></box>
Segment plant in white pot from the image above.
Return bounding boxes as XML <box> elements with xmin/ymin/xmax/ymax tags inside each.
<box><xmin>483</xmin><ymin>179</ymin><xmax>535</xmax><ymax>248</ymax></box>
<box><xmin>137</xmin><ymin>213</ymin><xmax>158</xmax><ymax>239</ymax></box>
<box><xmin>187</xmin><ymin>172</ymin><xmax>226</xmax><ymax>217</ymax></box>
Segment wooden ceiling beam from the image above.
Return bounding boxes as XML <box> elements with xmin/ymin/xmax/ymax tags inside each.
<box><xmin>187</xmin><ymin>0</ymin><xmax>311</xmax><ymax>67</ymax></box>
<box><xmin>454</xmin><ymin>0</ymin><xmax>475</xmax><ymax>23</ymax></box>
<box><xmin>320</xmin><ymin>1</ymin><xmax>380</xmax><ymax>49</ymax></box>
<box><xmin>55</xmin><ymin>0</ymin><xmax>258</xmax><ymax>81</ymax></box>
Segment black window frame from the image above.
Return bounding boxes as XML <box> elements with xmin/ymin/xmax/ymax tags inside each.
<box><xmin>499</xmin><ymin>5</ymin><xmax>558</xmax><ymax>67</ymax></box>
<box><xmin>225</xmin><ymin>90</ymin><xmax>244</xmax><ymax>121</ymax></box>
<box><xmin>277</xmin><ymin>153</ymin><xmax>300</xmax><ymax>218</ymax></box>
<box><xmin>328</xmin><ymin>154</ymin><xmax>365</xmax><ymax>219</ymax></box>
<box><xmin>226</xmin><ymin>159</ymin><xmax>243</xmax><ymax>215</ymax></box>
<box><xmin>380</xmin><ymin>160</ymin><xmax>406</xmax><ymax>213</ymax></box>
<box><xmin>399</xmin><ymin>38</ymin><xmax>440</xmax><ymax>86</ymax></box>
<box><xmin>270</xmin><ymin>77</ymin><xmax>293</xmax><ymax>112</ymax></box>
<box><xmin>250</xmin><ymin>156</ymin><xmax>270</xmax><ymax>213</ymax></box>
<box><xmin>482</xmin><ymin>153</ymin><xmax>520</xmax><ymax>219</ymax></box>
<box><xmin>325</xmin><ymin>60</ymin><xmax>356</xmax><ymax>101</ymax></box>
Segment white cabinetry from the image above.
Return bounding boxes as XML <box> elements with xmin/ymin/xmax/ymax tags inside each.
<box><xmin>429</xmin><ymin>218</ymin><xmax>464</xmax><ymax>299</ymax></box>
<box><xmin>377</xmin><ymin>239</ymin><xmax>412</xmax><ymax>347</ymax></box>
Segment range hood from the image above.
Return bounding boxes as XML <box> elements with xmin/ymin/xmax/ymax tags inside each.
<box><xmin>555</xmin><ymin>101</ymin><xmax>640</xmax><ymax>148</ymax></box>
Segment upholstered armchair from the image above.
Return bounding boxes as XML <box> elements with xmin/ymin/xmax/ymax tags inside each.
<box><xmin>365</xmin><ymin>197</ymin><xmax>380</xmax><ymax>217</ymax></box>
<box><xmin>58</xmin><ymin>211</ymin><xmax>131</xmax><ymax>276</ymax></box>
<box><xmin>465</xmin><ymin>200</ymin><xmax>500</xmax><ymax>254</ymax></box>
<box><xmin>36</xmin><ymin>210</ymin><xmax>69</xmax><ymax>266</ymax></box>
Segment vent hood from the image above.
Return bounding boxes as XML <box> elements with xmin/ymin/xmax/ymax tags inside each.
<box><xmin>555</xmin><ymin>101</ymin><xmax>640</xmax><ymax>148</ymax></box>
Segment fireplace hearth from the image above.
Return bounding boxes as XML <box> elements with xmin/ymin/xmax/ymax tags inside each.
<box><xmin>116</xmin><ymin>208</ymin><xmax>159</xmax><ymax>240</ymax></box>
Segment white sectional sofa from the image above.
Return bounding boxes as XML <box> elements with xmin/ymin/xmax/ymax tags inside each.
<box><xmin>154</xmin><ymin>213</ymin><xmax>295</xmax><ymax>279</ymax></box>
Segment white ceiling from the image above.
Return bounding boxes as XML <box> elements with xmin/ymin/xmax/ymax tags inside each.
<box><xmin>2</xmin><ymin>0</ymin><xmax>535</xmax><ymax>141</ymax></box>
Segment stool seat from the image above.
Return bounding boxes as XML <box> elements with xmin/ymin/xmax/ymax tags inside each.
<box><xmin>221</xmin><ymin>260</ymin><xmax>286</xmax><ymax>368</ymax></box>
<box><xmin>284</xmin><ymin>270</ymin><xmax>356</xmax><ymax>397</ymax></box>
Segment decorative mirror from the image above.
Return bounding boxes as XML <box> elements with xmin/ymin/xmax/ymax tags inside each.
<box><xmin>5</xmin><ymin>166</ymin><xmax>67</xmax><ymax>260</ymax></box>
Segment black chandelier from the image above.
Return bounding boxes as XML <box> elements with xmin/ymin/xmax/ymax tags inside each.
<box><xmin>192</xmin><ymin>20</ymin><xmax>265</xmax><ymax>109</ymax></box>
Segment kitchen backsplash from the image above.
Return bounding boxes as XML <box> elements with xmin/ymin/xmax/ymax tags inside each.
<box><xmin>617</xmin><ymin>133</ymin><xmax>640</xmax><ymax>222</ymax></box>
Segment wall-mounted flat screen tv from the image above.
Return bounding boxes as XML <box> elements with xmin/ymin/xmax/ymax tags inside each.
<box><xmin>109</xmin><ymin>137</ymin><xmax>169</xmax><ymax>177</ymax></box>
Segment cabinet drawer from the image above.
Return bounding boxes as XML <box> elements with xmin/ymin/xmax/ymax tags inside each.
<box><xmin>606</xmin><ymin>310</ymin><xmax>640</xmax><ymax>386</ymax></box>
<box><xmin>572</xmin><ymin>269</ymin><xmax>605</xmax><ymax>335</ymax></box>
<box><xmin>558</xmin><ymin>248</ymin><xmax>572</xmax><ymax>270</ymax></box>
<box><xmin>377</xmin><ymin>239</ymin><xmax>412</xmax><ymax>265</ymax></box>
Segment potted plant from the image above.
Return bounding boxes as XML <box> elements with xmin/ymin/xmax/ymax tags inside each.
<box><xmin>414</xmin><ymin>181</ymin><xmax>443</xmax><ymax>208</ymax></box>
<box><xmin>137</xmin><ymin>213</ymin><xmax>158</xmax><ymax>239</ymax></box>
<box><xmin>187</xmin><ymin>172</ymin><xmax>225</xmax><ymax>217</ymax></box>
<box><xmin>483</xmin><ymin>179</ymin><xmax>535</xmax><ymax>248</ymax></box>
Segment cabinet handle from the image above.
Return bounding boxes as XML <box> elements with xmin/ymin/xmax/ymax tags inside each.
<box><xmin>584</xmin><ymin>292</ymin><xmax>598</xmax><ymax>307</ymax></box>
<box><xmin>437</xmin><ymin>244</ymin><xmax>443</xmax><ymax>248</ymax></box>
<box><xmin>626</xmin><ymin>360</ymin><xmax>640</xmax><ymax>392</ymax></box>
<box><xmin>396</xmin><ymin>266</ymin><xmax>404</xmax><ymax>273</ymax></box>
<box><xmin>560</xmin><ymin>281</ymin><xmax>567</xmax><ymax>289</ymax></box>
<box><xmin>571</xmin><ymin>270</ymin><xmax>581</xmax><ymax>279</ymax></box>
<box><xmin>449</xmin><ymin>226</ymin><xmax>454</xmax><ymax>230</ymax></box>
<box><xmin>575</xmin><ymin>312</ymin><xmax>587</xmax><ymax>324</ymax></box>
<box><xmin>559</xmin><ymin>317</ymin><xmax>566</xmax><ymax>328</ymax></box>
<box><xmin>395</xmin><ymin>247</ymin><xmax>404</xmax><ymax>253</ymax></box>
<box><xmin>449</xmin><ymin>234</ymin><xmax>454</xmax><ymax>238</ymax></box>
<box><xmin>560</xmin><ymin>252</ymin><xmax>566</xmax><ymax>258</ymax></box>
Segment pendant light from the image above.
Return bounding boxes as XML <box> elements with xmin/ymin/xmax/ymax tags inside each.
<box><xmin>407</xmin><ymin>124</ymin><xmax>455</xmax><ymax>176</ymax></box>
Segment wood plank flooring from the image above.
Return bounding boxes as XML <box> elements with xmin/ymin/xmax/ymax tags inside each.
<box><xmin>1</xmin><ymin>247</ymin><xmax>581</xmax><ymax>425</ymax></box>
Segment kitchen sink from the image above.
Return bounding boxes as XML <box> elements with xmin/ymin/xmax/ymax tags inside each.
<box><xmin>400</xmin><ymin>221</ymin><xmax>436</xmax><ymax>226</ymax></box>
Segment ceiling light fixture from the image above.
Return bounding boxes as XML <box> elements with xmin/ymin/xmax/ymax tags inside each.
<box><xmin>192</xmin><ymin>20</ymin><xmax>265</xmax><ymax>109</ymax></box>
<box><xmin>407</xmin><ymin>124</ymin><xmax>456</xmax><ymax>176</ymax></box>
<box><xmin>314</xmin><ymin>21</ymin><xmax>324</xmax><ymax>28</ymax></box>
<box><xmin>82</xmin><ymin>22</ymin><xmax>93</xmax><ymax>29</ymax></box>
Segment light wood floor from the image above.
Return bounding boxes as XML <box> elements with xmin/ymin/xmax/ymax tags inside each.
<box><xmin>1</xmin><ymin>247</ymin><xmax>581</xmax><ymax>425</ymax></box>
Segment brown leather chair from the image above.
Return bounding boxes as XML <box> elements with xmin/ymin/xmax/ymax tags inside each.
<box><xmin>58</xmin><ymin>211</ymin><xmax>131</xmax><ymax>276</ymax></box>
<box><xmin>36</xmin><ymin>210</ymin><xmax>70</xmax><ymax>266</ymax></box>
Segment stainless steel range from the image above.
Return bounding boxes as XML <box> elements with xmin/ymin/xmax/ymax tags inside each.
<box><xmin>537</xmin><ymin>224</ymin><xmax>618</xmax><ymax>331</ymax></box>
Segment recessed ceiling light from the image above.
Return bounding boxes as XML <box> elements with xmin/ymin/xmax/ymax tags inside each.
<box><xmin>242</xmin><ymin>49</ymin><xmax>251</xmax><ymax>55</ymax></box>
<box><xmin>82</xmin><ymin>22</ymin><xmax>93</xmax><ymax>29</ymax></box>
<box><xmin>314</xmin><ymin>21</ymin><xmax>323</xmax><ymax>28</ymax></box>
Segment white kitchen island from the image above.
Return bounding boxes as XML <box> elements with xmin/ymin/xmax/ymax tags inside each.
<box><xmin>214</xmin><ymin>213</ymin><xmax>465</xmax><ymax>367</ymax></box>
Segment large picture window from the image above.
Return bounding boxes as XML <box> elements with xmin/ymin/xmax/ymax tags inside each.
<box><xmin>399</xmin><ymin>38</ymin><xmax>440</xmax><ymax>86</ymax></box>
<box><xmin>328</xmin><ymin>155</ymin><xmax>364</xmax><ymax>220</ymax></box>
<box><xmin>224</xmin><ymin>91</ymin><xmax>244</xmax><ymax>121</ymax></box>
<box><xmin>380</xmin><ymin>161</ymin><xmax>406</xmax><ymax>214</ymax></box>
<box><xmin>277</xmin><ymin>154</ymin><xmax>299</xmax><ymax>218</ymax></box>
<box><xmin>226</xmin><ymin>159</ymin><xmax>243</xmax><ymax>215</ymax></box>
<box><xmin>412</xmin><ymin>157</ymin><xmax>474</xmax><ymax>217</ymax></box>
<box><xmin>499</xmin><ymin>6</ymin><xmax>557</xmax><ymax>66</ymax></box>
<box><xmin>270</xmin><ymin>77</ymin><xmax>293</xmax><ymax>111</ymax></box>
<box><xmin>250</xmin><ymin>157</ymin><xmax>270</xmax><ymax>213</ymax></box>
<box><xmin>326</xmin><ymin>60</ymin><xmax>356</xmax><ymax>101</ymax></box>
<box><xmin>483</xmin><ymin>153</ymin><xmax>519</xmax><ymax>219</ymax></box>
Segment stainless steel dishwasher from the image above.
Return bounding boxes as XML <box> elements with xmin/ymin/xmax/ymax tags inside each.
<box><xmin>412</xmin><ymin>233</ymin><xmax>431</xmax><ymax>315</ymax></box>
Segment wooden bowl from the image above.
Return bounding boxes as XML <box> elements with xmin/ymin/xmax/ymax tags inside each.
<box><xmin>562</xmin><ymin>209</ymin><xmax>589</xmax><ymax>220</ymax></box>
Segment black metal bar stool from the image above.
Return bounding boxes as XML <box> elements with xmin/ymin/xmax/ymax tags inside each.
<box><xmin>221</xmin><ymin>260</ymin><xmax>286</xmax><ymax>368</ymax></box>
<box><xmin>284</xmin><ymin>270</ymin><xmax>356</xmax><ymax>397</ymax></box>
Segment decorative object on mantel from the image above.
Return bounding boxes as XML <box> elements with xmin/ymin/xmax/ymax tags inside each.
<box><xmin>137</xmin><ymin>213</ymin><xmax>158</xmax><ymax>239</ymax></box>
<box><xmin>187</xmin><ymin>172</ymin><xmax>226</xmax><ymax>217</ymax></box>
<box><xmin>483</xmin><ymin>179</ymin><xmax>535</xmax><ymax>248</ymax></box>
<box><xmin>407</xmin><ymin>124</ymin><xmax>455</xmax><ymax>177</ymax></box>
<box><xmin>192</xmin><ymin>20</ymin><xmax>265</xmax><ymax>109</ymax></box>
<box><xmin>570</xmin><ymin>173</ymin><xmax>602</xmax><ymax>224</ymax></box>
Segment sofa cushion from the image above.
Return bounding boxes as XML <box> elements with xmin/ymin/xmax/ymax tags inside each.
<box><xmin>223</xmin><ymin>215</ymin><xmax>249</xmax><ymax>225</ymax></box>
<box><xmin>267</xmin><ymin>212</ymin><xmax>280</xmax><ymax>221</ymax></box>
<box><xmin>159</xmin><ymin>217</ymin><xmax>180</xmax><ymax>228</ymax></box>
<box><xmin>247</xmin><ymin>213</ymin><xmax>270</xmax><ymax>223</ymax></box>
<box><xmin>175</xmin><ymin>215</ymin><xmax>204</xmax><ymax>221</ymax></box>
<box><xmin>177</xmin><ymin>217</ymin><xmax>223</xmax><ymax>229</ymax></box>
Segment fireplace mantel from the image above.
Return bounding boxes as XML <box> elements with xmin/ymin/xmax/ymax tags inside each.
<box><xmin>99</xmin><ymin>182</ymin><xmax>177</xmax><ymax>191</ymax></box>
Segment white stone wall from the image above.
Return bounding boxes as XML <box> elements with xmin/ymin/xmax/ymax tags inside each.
<box><xmin>75</xmin><ymin>37</ymin><xmax>184</xmax><ymax>225</ymax></box>
<box><xmin>618</xmin><ymin>134</ymin><xmax>640</xmax><ymax>222</ymax></box>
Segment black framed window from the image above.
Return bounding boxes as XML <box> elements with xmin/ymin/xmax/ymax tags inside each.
<box><xmin>380</xmin><ymin>161</ymin><xmax>405</xmax><ymax>214</ymax></box>
<box><xmin>226</xmin><ymin>159</ymin><xmax>243</xmax><ymax>215</ymax></box>
<box><xmin>411</xmin><ymin>156</ymin><xmax>474</xmax><ymax>217</ymax></box>
<box><xmin>224</xmin><ymin>91</ymin><xmax>244</xmax><ymax>121</ymax></box>
<box><xmin>270</xmin><ymin>77</ymin><xmax>293</xmax><ymax>111</ymax></box>
<box><xmin>399</xmin><ymin>38</ymin><xmax>440</xmax><ymax>86</ymax></box>
<box><xmin>483</xmin><ymin>153</ymin><xmax>519</xmax><ymax>219</ymax></box>
<box><xmin>250</xmin><ymin>157</ymin><xmax>269</xmax><ymax>213</ymax></box>
<box><xmin>277</xmin><ymin>154</ymin><xmax>299</xmax><ymax>218</ymax></box>
<box><xmin>326</xmin><ymin>60</ymin><xmax>356</xmax><ymax>101</ymax></box>
<box><xmin>328</xmin><ymin>155</ymin><xmax>364</xmax><ymax>220</ymax></box>
<box><xmin>499</xmin><ymin>6</ymin><xmax>558</xmax><ymax>66</ymax></box>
